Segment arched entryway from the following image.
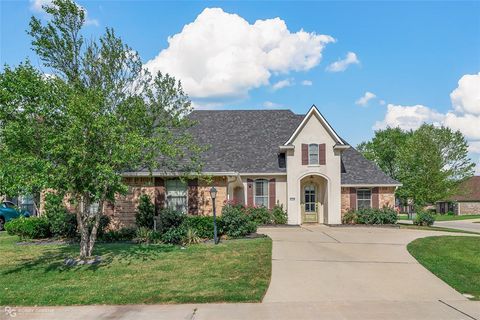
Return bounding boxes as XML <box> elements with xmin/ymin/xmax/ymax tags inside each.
<box><xmin>299</xmin><ymin>174</ymin><xmax>328</xmax><ymax>224</ymax></box>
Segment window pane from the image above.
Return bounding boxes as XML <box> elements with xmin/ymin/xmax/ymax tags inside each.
<box><xmin>309</xmin><ymin>144</ymin><xmax>319</xmax><ymax>165</ymax></box>
<box><xmin>167</xmin><ymin>179</ymin><xmax>187</xmax><ymax>213</ymax></box>
<box><xmin>254</xmin><ymin>179</ymin><xmax>268</xmax><ymax>207</ymax></box>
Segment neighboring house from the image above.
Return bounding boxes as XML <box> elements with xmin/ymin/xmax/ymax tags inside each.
<box><xmin>41</xmin><ymin>105</ymin><xmax>401</xmax><ymax>227</ymax></box>
<box><xmin>436</xmin><ymin>176</ymin><xmax>480</xmax><ymax>215</ymax></box>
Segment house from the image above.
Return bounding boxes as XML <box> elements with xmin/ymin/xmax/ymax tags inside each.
<box><xmin>101</xmin><ymin>105</ymin><xmax>401</xmax><ymax>227</ymax></box>
<box><xmin>436</xmin><ymin>176</ymin><xmax>480</xmax><ymax>215</ymax></box>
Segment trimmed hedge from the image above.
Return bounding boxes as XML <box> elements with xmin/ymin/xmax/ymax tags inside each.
<box><xmin>184</xmin><ymin>215</ymin><xmax>223</xmax><ymax>239</ymax></box>
<box><xmin>222</xmin><ymin>205</ymin><xmax>257</xmax><ymax>238</ymax></box>
<box><xmin>5</xmin><ymin>217</ymin><xmax>51</xmax><ymax>240</ymax></box>
<box><xmin>342</xmin><ymin>207</ymin><xmax>398</xmax><ymax>225</ymax></box>
<box><xmin>414</xmin><ymin>211</ymin><xmax>435</xmax><ymax>226</ymax></box>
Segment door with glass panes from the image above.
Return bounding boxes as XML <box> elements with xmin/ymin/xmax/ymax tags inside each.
<box><xmin>302</xmin><ymin>184</ymin><xmax>318</xmax><ymax>223</ymax></box>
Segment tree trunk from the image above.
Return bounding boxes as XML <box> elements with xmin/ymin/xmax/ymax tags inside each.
<box><xmin>74</xmin><ymin>194</ymin><xmax>104</xmax><ymax>259</ymax></box>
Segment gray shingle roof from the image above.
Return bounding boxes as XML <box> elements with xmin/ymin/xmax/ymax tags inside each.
<box><xmin>340</xmin><ymin>147</ymin><xmax>400</xmax><ymax>185</ymax></box>
<box><xmin>180</xmin><ymin>109</ymin><xmax>400</xmax><ymax>185</ymax></box>
<box><xmin>187</xmin><ymin>110</ymin><xmax>302</xmax><ymax>173</ymax></box>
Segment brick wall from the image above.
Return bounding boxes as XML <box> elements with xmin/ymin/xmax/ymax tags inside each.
<box><xmin>341</xmin><ymin>187</ymin><xmax>351</xmax><ymax>216</ymax></box>
<box><xmin>340</xmin><ymin>186</ymin><xmax>396</xmax><ymax>218</ymax></box>
<box><xmin>458</xmin><ymin>202</ymin><xmax>480</xmax><ymax>215</ymax></box>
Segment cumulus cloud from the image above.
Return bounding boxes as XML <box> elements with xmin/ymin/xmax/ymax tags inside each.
<box><xmin>450</xmin><ymin>72</ymin><xmax>480</xmax><ymax>115</ymax></box>
<box><xmin>355</xmin><ymin>91</ymin><xmax>376</xmax><ymax>106</ymax></box>
<box><xmin>301</xmin><ymin>80</ymin><xmax>313</xmax><ymax>86</ymax></box>
<box><xmin>272</xmin><ymin>78</ymin><xmax>293</xmax><ymax>91</ymax></box>
<box><xmin>373</xmin><ymin>104</ymin><xmax>445</xmax><ymax>130</ymax></box>
<box><xmin>326</xmin><ymin>52</ymin><xmax>359</xmax><ymax>72</ymax></box>
<box><xmin>144</xmin><ymin>8</ymin><xmax>334</xmax><ymax>102</ymax></box>
<box><xmin>30</xmin><ymin>0</ymin><xmax>99</xmax><ymax>26</ymax></box>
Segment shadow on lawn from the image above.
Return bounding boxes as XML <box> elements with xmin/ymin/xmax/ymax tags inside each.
<box><xmin>2</xmin><ymin>242</ymin><xmax>178</xmax><ymax>275</ymax></box>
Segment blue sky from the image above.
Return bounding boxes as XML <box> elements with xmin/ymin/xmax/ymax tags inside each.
<box><xmin>1</xmin><ymin>1</ymin><xmax>479</xmax><ymax>171</ymax></box>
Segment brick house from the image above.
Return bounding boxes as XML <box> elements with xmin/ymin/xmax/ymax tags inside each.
<box><xmin>89</xmin><ymin>105</ymin><xmax>401</xmax><ymax>228</ymax></box>
<box><xmin>436</xmin><ymin>176</ymin><xmax>480</xmax><ymax>215</ymax></box>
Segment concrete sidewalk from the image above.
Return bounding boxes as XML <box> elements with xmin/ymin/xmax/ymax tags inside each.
<box><xmin>435</xmin><ymin>218</ymin><xmax>480</xmax><ymax>233</ymax></box>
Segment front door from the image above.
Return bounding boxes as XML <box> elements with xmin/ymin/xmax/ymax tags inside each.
<box><xmin>302</xmin><ymin>184</ymin><xmax>318</xmax><ymax>223</ymax></box>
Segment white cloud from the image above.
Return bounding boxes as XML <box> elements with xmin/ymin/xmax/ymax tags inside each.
<box><xmin>301</xmin><ymin>80</ymin><xmax>313</xmax><ymax>86</ymax></box>
<box><xmin>30</xmin><ymin>0</ymin><xmax>98</xmax><ymax>26</ymax></box>
<box><xmin>373</xmin><ymin>104</ymin><xmax>445</xmax><ymax>130</ymax></box>
<box><xmin>355</xmin><ymin>91</ymin><xmax>376</xmax><ymax>106</ymax></box>
<box><xmin>326</xmin><ymin>52</ymin><xmax>359</xmax><ymax>72</ymax></box>
<box><xmin>443</xmin><ymin>112</ymin><xmax>480</xmax><ymax>140</ymax></box>
<box><xmin>272</xmin><ymin>78</ymin><xmax>293</xmax><ymax>91</ymax></box>
<box><xmin>262</xmin><ymin>101</ymin><xmax>283</xmax><ymax>108</ymax></box>
<box><xmin>450</xmin><ymin>72</ymin><xmax>480</xmax><ymax>115</ymax></box>
<box><xmin>145</xmin><ymin>8</ymin><xmax>334</xmax><ymax>102</ymax></box>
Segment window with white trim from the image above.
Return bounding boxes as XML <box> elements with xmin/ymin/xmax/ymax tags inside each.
<box><xmin>357</xmin><ymin>189</ymin><xmax>372</xmax><ymax>209</ymax></box>
<box><xmin>254</xmin><ymin>179</ymin><xmax>269</xmax><ymax>207</ymax></box>
<box><xmin>308</xmin><ymin>144</ymin><xmax>319</xmax><ymax>165</ymax></box>
<box><xmin>166</xmin><ymin>179</ymin><xmax>188</xmax><ymax>213</ymax></box>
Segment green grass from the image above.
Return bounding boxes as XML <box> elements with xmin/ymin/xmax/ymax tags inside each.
<box><xmin>398</xmin><ymin>214</ymin><xmax>480</xmax><ymax>222</ymax></box>
<box><xmin>398</xmin><ymin>224</ymin><xmax>480</xmax><ymax>235</ymax></box>
<box><xmin>0</xmin><ymin>232</ymin><xmax>272</xmax><ymax>306</ymax></box>
<box><xmin>407</xmin><ymin>236</ymin><xmax>480</xmax><ymax>300</ymax></box>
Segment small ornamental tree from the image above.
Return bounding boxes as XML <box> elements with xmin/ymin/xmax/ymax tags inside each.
<box><xmin>0</xmin><ymin>0</ymin><xmax>202</xmax><ymax>258</ymax></box>
<box><xmin>135</xmin><ymin>194</ymin><xmax>155</xmax><ymax>229</ymax></box>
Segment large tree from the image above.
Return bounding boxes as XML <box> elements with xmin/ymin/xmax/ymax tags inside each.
<box><xmin>358</xmin><ymin>124</ymin><xmax>474</xmax><ymax>206</ymax></box>
<box><xmin>0</xmin><ymin>0</ymin><xmax>202</xmax><ymax>258</ymax></box>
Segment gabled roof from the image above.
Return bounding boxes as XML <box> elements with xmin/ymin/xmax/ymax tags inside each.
<box><xmin>340</xmin><ymin>147</ymin><xmax>401</xmax><ymax>186</ymax></box>
<box><xmin>445</xmin><ymin>176</ymin><xmax>480</xmax><ymax>201</ymax></box>
<box><xmin>284</xmin><ymin>105</ymin><xmax>345</xmax><ymax>145</ymax></box>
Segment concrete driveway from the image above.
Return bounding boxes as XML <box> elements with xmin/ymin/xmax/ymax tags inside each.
<box><xmin>6</xmin><ymin>226</ymin><xmax>480</xmax><ymax>320</ymax></box>
<box><xmin>435</xmin><ymin>218</ymin><xmax>480</xmax><ymax>233</ymax></box>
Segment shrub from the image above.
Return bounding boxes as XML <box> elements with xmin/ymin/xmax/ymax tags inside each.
<box><xmin>414</xmin><ymin>211</ymin><xmax>435</xmax><ymax>226</ymax></box>
<box><xmin>183</xmin><ymin>228</ymin><xmax>201</xmax><ymax>245</ymax></box>
<box><xmin>271</xmin><ymin>204</ymin><xmax>288</xmax><ymax>224</ymax></box>
<box><xmin>44</xmin><ymin>192</ymin><xmax>77</xmax><ymax>238</ymax></box>
<box><xmin>134</xmin><ymin>227</ymin><xmax>162</xmax><ymax>244</ymax></box>
<box><xmin>135</xmin><ymin>194</ymin><xmax>155</xmax><ymax>229</ymax></box>
<box><xmin>161</xmin><ymin>225</ymin><xmax>187</xmax><ymax>244</ymax></box>
<box><xmin>88</xmin><ymin>215</ymin><xmax>111</xmax><ymax>238</ymax></box>
<box><xmin>5</xmin><ymin>217</ymin><xmax>51</xmax><ymax>240</ymax></box>
<box><xmin>247</xmin><ymin>206</ymin><xmax>272</xmax><ymax>225</ymax></box>
<box><xmin>184</xmin><ymin>215</ymin><xmax>223</xmax><ymax>239</ymax></box>
<box><xmin>222</xmin><ymin>205</ymin><xmax>257</xmax><ymax>238</ymax></box>
<box><xmin>342</xmin><ymin>210</ymin><xmax>358</xmax><ymax>224</ymax></box>
<box><xmin>157</xmin><ymin>208</ymin><xmax>185</xmax><ymax>233</ymax></box>
<box><xmin>100</xmin><ymin>227</ymin><xmax>136</xmax><ymax>242</ymax></box>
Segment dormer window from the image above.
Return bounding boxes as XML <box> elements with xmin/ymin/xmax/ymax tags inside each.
<box><xmin>308</xmin><ymin>144</ymin><xmax>319</xmax><ymax>165</ymax></box>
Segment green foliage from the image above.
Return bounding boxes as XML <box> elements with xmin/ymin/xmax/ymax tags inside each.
<box><xmin>100</xmin><ymin>227</ymin><xmax>136</xmax><ymax>242</ymax></box>
<box><xmin>342</xmin><ymin>207</ymin><xmax>398</xmax><ymax>225</ymax></box>
<box><xmin>271</xmin><ymin>204</ymin><xmax>288</xmax><ymax>224</ymax></box>
<box><xmin>44</xmin><ymin>193</ymin><xmax>77</xmax><ymax>238</ymax></box>
<box><xmin>222</xmin><ymin>205</ymin><xmax>257</xmax><ymax>238</ymax></box>
<box><xmin>184</xmin><ymin>215</ymin><xmax>223</xmax><ymax>239</ymax></box>
<box><xmin>161</xmin><ymin>225</ymin><xmax>187</xmax><ymax>245</ymax></box>
<box><xmin>135</xmin><ymin>194</ymin><xmax>155</xmax><ymax>229</ymax></box>
<box><xmin>157</xmin><ymin>208</ymin><xmax>186</xmax><ymax>233</ymax></box>
<box><xmin>5</xmin><ymin>217</ymin><xmax>51</xmax><ymax>240</ymax></box>
<box><xmin>358</xmin><ymin>124</ymin><xmax>474</xmax><ymax>206</ymax></box>
<box><xmin>134</xmin><ymin>227</ymin><xmax>162</xmax><ymax>244</ymax></box>
<box><xmin>414</xmin><ymin>211</ymin><xmax>435</xmax><ymax>226</ymax></box>
<box><xmin>88</xmin><ymin>215</ymin><xmax>111</xmax><ymax>238</ymax></box>
<box><xmin>342</xmin><ymin>210</ymin><xmax>358</xmax><ymax>224</ymax></box>
<box><xmin>183</xmin><ymin>228</ymin><xmax>201</xmax><ymax>245</ymax></box>
<box><xmin>247</xmin><ymin>207</ymin><xmax>272</xmax><ymax>225</ymax></box>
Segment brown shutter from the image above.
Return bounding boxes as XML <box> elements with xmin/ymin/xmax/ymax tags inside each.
<box><xmin>188</xmin><ymin>179</ymin><xmax>199</xmax><ymax>215</ymax></box>
<box><xmin>269</xmin><ymin>178</ymin><xmax>276</xmax><ymax>209</ymax></box>
<box><xmin>319</xmin><ymin>143</ymin><xmax>326</xmax><ymax>165</ymax></box>
<box><xmin>247</xmin><ymin>179</ymin><xmax>254</xmax><ymax>207</ymax></box>
<box><xmin>154</xmin><ymin>177</ymin><xmax>165</xmax><ymax>214</ymax></box>
<box><xmin>349</xmin><ymin>187</ymin><xmax>357</xmax><ymax>210</ymax></box>
<box><xmin>372</xmin><ymin>187</ymin><xmax>379</xmax><ymax>209</ymax></box>
<box><xmin>301</xmin><ymin>144</ymin><xmax>308</xmax><ymax>165</ymax></box>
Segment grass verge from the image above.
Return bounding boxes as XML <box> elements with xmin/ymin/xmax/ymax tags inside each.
<box><xmin>407</xmin><ymin>236</ymin><xmax>480</xmax><ymax>300</ymax></box>
<box><xmin>0</xmin><ymin>232</ymin><xmax>272</xmax><ymax>306</ymax></box>
<box><xmin>398</xmin><ymin>224</ymin><xmax>480</xmax><ymax>235</ymax></box>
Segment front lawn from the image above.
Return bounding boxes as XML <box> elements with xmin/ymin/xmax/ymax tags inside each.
<box><xmin>0</xmin><ymin>233</ymin><xmax>272</xmax><ymax>306</ymax></box>
<box><xmin>407</xmin><ymin>236</ymin><xmax>480</xmax><ymax>300</ymax></box>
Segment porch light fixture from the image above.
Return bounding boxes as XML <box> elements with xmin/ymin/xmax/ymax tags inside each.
<box><xmin>210</xmin><ymin>187</ymin><xmax>219</xmax><ymax>244</ymax></box>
